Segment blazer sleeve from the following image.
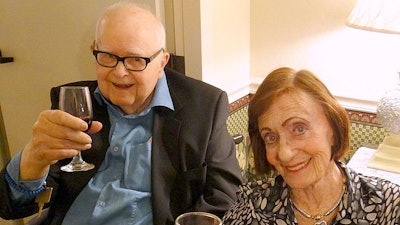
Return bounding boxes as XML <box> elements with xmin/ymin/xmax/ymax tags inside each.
<box><xmin>0</xmin><ymin>168</ymin><xmax>39</xmax><ymax>220</ymax></box>
<box><xmin>194</xmin><ymin>91</ymin><xmax>243</xmax><ymax>217</ymax></box>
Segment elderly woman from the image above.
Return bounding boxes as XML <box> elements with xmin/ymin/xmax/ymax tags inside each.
<box><xmin>223</xmin><ymin>67</ymin><xmax>400</xmax><ymax>225</ymax></box>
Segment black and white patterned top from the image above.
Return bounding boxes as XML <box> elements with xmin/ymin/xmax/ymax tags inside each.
<box><xmin>223</xmin><ymin>162</ymin><xmax>400</xmax><ymax>225</ymax></box>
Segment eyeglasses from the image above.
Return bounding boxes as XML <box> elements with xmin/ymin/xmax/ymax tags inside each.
<box><xmin>92</xmin><ymin>48</ymin><xmax>164</xmax><ymax>71</ymax></box>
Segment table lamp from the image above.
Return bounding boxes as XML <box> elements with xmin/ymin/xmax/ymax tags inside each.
<box><xmin>346</xmin><ymin>0</ymin><xmax>400</xmax><ymax>173</ymax></box>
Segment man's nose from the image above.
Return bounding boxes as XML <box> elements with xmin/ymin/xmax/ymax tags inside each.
<box><xmin>113</xmin><ymin>61</ymin><xmax>129</xmax><ymax>77</ymax></box>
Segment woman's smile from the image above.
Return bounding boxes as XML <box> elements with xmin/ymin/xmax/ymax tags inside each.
<box><xmin>285</xmin><ymin>158</ymin><xmax>311</xmax><ymax>173</ymax></box>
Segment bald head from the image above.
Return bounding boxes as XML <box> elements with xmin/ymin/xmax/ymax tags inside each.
<box><xmin>95</xmin><ymin>2</ymin><xmax>166</xmax><ymax>50</ymax></box>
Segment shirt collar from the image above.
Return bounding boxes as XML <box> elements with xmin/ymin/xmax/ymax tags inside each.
<box><xmin>94</xmin><ymin>72</ymin><xmax>174</xmax><ymax>115</ymax></box>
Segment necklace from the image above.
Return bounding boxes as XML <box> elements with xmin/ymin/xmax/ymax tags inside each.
<box><xmin>292</xmin><ymin>183</ymin><xmax>346</xmax><ymax>225</ymax></box>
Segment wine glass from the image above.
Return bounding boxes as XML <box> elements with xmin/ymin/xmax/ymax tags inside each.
<box><xmin>175</xmin><ymin>212</ymin><xmax>222</xmax><ymax>225</ymax></box>
<box><xmin>59</xmin><ymin>86</ymin><xmax>95</xmax><ymax>172</ymax></box>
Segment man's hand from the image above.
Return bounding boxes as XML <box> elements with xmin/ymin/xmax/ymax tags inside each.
<box><xmin>19</xmin><ymin>110</ymin><xmax>102</xmax><ymax>180</ymax></box>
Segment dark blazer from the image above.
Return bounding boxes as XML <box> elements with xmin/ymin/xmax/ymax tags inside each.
<box><xmin>0</xmin><ymin>68</ymin><xmax>242</xmax><ymax>225</ymax></box>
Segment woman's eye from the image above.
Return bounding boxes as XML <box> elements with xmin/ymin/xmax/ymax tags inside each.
<box><xmin>293</xmin><ymin>124</ymin><xmax>307</xmax><ymax>135</ymax></box>
<box><xmin>264</xmin><ymin>133</ymin><xmax>278</xmax><ymax>144</ymax></box>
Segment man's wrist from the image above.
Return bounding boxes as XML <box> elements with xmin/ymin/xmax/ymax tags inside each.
<box><xmin>5</xmin><ymin>171</ymin><xmax>45</xmax><ymax>196</ymax></box>
<box><xmin>6</xmin><ymin>151</ymin><xmax>48</xmax><ymax>197</ymax></box>
<box><xmin>19</xmin><ymin>143</ymin><xmax>50</xmax><ymax>180</ymax></box>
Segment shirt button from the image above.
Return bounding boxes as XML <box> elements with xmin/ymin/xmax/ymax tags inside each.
<box><xmin>99</xmin><ymin>201</ymin><xmax>106</xmax><ymax>207</ymax></box>
<box><xmin>113</xmin><ymin>146</ymin><xmax>119</xmax><ymax>152</ymax></box>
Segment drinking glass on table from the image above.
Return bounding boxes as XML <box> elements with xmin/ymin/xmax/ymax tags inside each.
<box><xmin>59</xmin><ymin>86</ymin><xmax>95</xmax><ymax>172</ymax></box>
<box><xmin>175</xmin><ymin>212</ymin><xmax>222</xmax><ymax>225</ymax></box>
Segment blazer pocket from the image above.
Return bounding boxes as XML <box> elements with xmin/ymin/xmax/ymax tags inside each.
<box><xmin>170</xmin><ymin>163</ymin><xmax>207</xmax><ymax>212</ymax></box>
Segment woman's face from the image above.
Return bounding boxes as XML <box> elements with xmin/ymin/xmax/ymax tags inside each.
<box><xmin>257</xmin><ymin>92</ymin><xmax>335</xmax><ymax>188</ymax></box>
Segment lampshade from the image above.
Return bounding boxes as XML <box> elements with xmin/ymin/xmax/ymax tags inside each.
<box><xmin>346</xmin><ymin>0</ymin><xmax>400</xmax><ymax>34</ymax></box>
<box><xmin>346</xmin><ymin>0</ymin><xmax>400</xmax><ymax>173</ymax></box>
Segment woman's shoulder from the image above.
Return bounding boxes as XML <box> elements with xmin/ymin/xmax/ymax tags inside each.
<box><xmin>223</xmin><ymin>176</ymin><xmax>293</xmax><ymax>224</ymax></box>
<box><xmin>344</xmin><ymin>163</ymin><xmax>400</xmax><ymax>193</ymax></box>
<box><xmin>234</xmin><ymin>176</ymin><xmax>290</xmax><ymax>211</ymax></box>
<box><xmin>241</xmin><ymin>176</ymin><xmax>285</xmax><ymax>194</ymax></box>
<box><xmin>340</xmin><ymin>163</ymin><xmax>400</xmax><ymax>222</ymax></box>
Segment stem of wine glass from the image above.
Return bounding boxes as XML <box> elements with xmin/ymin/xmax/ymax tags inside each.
<box><xmin>70</xmin><ymin>153</ymin><xmax>85</xmax><ymax>165</ymax></box>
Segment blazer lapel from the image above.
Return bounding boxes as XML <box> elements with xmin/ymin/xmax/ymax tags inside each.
<box><xmin>151</xmin><ymin>107</ymin><xmax>181</xmax><ymax>225</ymax></box>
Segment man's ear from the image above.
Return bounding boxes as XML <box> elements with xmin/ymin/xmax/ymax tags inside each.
<box><xmin>90</xmin><ymin>41</ymin><xmax>95</xmax><ymax>51</ymax></box>
<box><xmin>161</xmin><ymin>51</ymin><xmax>170</xmax><ymax>68</ymax></box>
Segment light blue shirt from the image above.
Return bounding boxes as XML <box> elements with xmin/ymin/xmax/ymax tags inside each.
<box><xmin>7</xmin><ymin>74</ymin><xmax>174</xmax><ymax>225</ymax></box>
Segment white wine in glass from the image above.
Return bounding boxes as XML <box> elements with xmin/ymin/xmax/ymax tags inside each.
<box><xmin>59</xmin><ymin>86</ymin><xmax>95</xmax><ymax>172</ymax></box>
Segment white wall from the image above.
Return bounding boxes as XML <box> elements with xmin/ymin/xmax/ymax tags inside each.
<box><xmin>250</xmin><ymin>0</ymin><xmax>400</xmax><ymax>112</ymax></box>
<box><xmin>180</xmin><ymin>0</ymin><xmax>250</xmax><ymax>103</ymax></box>
<box><xmin>179</xmin><ymin>0</ymin><xmax>400</xmax><ymax>111</ymax></box>
<box><xmin>200</xmin><ymin>1</ymin><xmax>250</xmax><ymax>102</ymax></box>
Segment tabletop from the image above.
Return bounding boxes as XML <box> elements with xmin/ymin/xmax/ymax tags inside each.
<box><xmin>346</xmin><ymin>147</ymin><xmax>400</xmax><ymax>185</ymax></box>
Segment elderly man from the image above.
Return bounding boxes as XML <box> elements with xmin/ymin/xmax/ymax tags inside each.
<box><xmin>0</xmin><ymin>2</ymin><xmax>242</xmax><ymax>225</ymax></box>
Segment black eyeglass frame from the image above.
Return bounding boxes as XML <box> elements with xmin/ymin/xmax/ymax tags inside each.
<box><xmin>92</xmin><ymin>48</ymin><xmax>164</xmax><ymax>71</ymax></box>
